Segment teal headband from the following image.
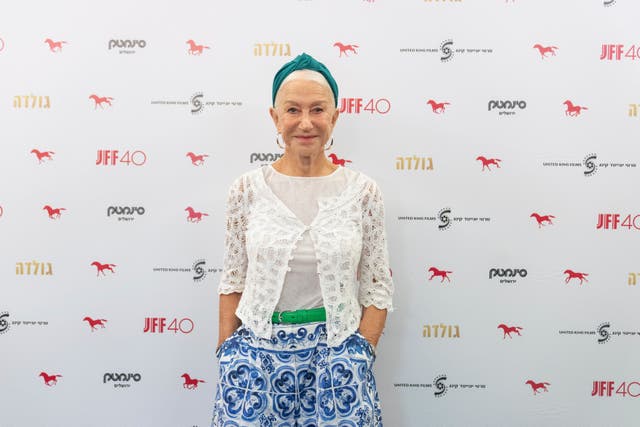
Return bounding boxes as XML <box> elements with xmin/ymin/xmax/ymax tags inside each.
<box><xmin>272</xmin><ymin>53</ymin><xmax>339</xmax><ymax>107</ymax></box>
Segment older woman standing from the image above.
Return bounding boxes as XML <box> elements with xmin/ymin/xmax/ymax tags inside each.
<box><xmin>213</xmin><ymin>53</ymin><xmax>394</xmax><ymax>427</ymax></box>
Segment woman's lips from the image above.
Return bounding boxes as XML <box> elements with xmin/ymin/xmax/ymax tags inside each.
<box><xmin>295</xmin><ymin>135</ymin><xmax>317</xmax><ymax>141</ymax></box>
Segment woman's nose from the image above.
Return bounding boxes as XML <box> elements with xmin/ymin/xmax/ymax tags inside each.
<box><xmin>299</xmin><ymin>112</ymin><xmax>313</xmax><ymax>129</ymax></box>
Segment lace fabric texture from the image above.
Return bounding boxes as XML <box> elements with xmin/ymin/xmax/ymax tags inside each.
<box><xmin>265</xmin><ymin>165</ymin><xmax>347</xmax><ymax>312</ymax></box>
<box><xmin>219</xmin><ymin>166</ymin><xmax>394</xmax><ymax>346</ymax></box>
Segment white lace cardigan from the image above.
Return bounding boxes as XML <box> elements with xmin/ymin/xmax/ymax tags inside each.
<box><xmin>218</xmin><ymin>166</ymin><xmax>394</xmax><ymax>347</ymax></box>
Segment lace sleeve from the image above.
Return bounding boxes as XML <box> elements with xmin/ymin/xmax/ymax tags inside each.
<box><xmin>218</xmin><ymin>177</ymin><xmax>248</xmax><ymax>294</ymax></box>
<box><xmin>358</xmin><ymin>181</ymin><xmax>394</xmax><ymax>310</ymax></box>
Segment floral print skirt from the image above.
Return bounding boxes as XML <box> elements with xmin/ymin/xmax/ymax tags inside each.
<box><xmin>211</xmin><ymin>322</ymin><xmax>382</xmax><ymax>427</ymax></box>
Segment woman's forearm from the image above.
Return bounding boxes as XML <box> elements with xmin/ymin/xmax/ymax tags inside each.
<box><xmin>358</xmin><ymin>305</ymin><xmax>387</xmax><ymax>347</ymax></box>
<box><xmin>218</xmin><ymin>292</ymin><xmax>242</xmax><ymax>348</ymax></box>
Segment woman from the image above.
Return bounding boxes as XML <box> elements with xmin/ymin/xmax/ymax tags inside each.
<box><xmin>213</xmin><ymin>53</ymin><xmax>394</xmax><ymax>427</ymax></box>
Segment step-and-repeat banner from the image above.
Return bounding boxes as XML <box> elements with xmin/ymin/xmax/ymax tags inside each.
<box><xmin>1</xmin><ymin>1</ymin><xmax>638</xmax><ymax>426</ymax></box>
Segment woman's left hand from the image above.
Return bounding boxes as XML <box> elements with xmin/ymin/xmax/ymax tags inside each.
<box><xmin>358</xmin><ymin>305</ymin><xmax>387</xmax><ymax>348</ymax></box>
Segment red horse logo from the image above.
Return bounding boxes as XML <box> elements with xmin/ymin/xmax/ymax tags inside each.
<box><xmin>428</xmin><ymin>267</ymin><xmax>452</xmax><ymax>283</ymax></box>
<box><xmin>89</xmin><ymin>94</ymin><xmax>114</xmax><ymax>109</ymax></box>
<box><xmin>39</xmin><ymin>371</ymin><xmax>63</xmax><ymax>386</ymax></box>
<box><xmin>427</xmin><ymin>99</ymin><xmax>450</xmax><ymax>114</ymax></box>
<box><xmin>533</xmin><ymin>44</ymin><xmax>558</xmax><ymax>59</ymax></box>
<box><xmin>91</xmin><ymin>261</ymin><xmax>116</xmax><ymax>276</ymax></box>
<box><xmin>44</xmin><ymin>38</ymin><xmax>66</xmax><ymax>52</ymax></box>
<box><xmin>476</xmin><ymin>156</ymin><xmax>501</xmax><ymax>171</ymax></box>
<box><xmin>186</xmin><ymin>152</ymin><xmax>209</xmax><ymax>166</ymax></box>
<box><xmin>31</xmin><ymin>149</ymin><xmax>55</xmax><ymax>163</ymax></box>
<box><xmin>563</xmin><ymin>100</ymin><xmax>588</xmax><ymax>117</ymax></box>
<box><xmin>328</xmin><ymin>153</ymin><xmax>352</xmax><ymax>166</ymax></box>
<box><xmin>185</xmin><ymin>206</ymin><xmax>209</xmax><ymax>222</ymax></box>
<box><xmin>43</xmin><ymin>205</ymin><xmax>65</xmax><ymax>219</ymax></box>
<box><xmin>497</xmin><ymin>324</ymin><xmax>522</xmax><ymax>339</ymax></box>
<box><xmin>525</xmin><ymin>380</ymin><xmax>550</xmax><ymax>395</ymax></box>
<box><xmin>564</xmin><ymin>269</ymin><xmax>589</xmax><ymax>285</ymax></box>
<box><xmin>530</xmin><ymin>213</ymin><xmax>555</xmax><ymax>228</ymax></box>
<box><xmin>83</xmin><ymin>316</ymin><xmax>107</xmax><ymax>331</ymax></box>
<box><xmin>181</xmin><ymin>373</ymin><xmax>206</xmax><ymax>389</ymax></box>
<box><xmin>333</xmin><ymin>42</ymin><xmax>358</xmax><ymax>57</ymax></box>
<box><xmin>186</xmin><ymin>39</ymin><xmax>210</xmax><ymax>55</ymax></box>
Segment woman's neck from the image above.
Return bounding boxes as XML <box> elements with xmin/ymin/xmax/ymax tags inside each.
<box><xmin>272</xmin><ymin>153</ymin><xmax>337</xmax><ymax>177</ymax></box>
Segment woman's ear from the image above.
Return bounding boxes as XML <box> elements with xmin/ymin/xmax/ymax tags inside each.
<box><xmin>331</xmin><ymin>107</ymin><xmax>339</xmax><ymax>126</ymax></box>
<box><xmin>269</xmin><ymin>107</ymin><xmax>279</xmax><ymax>130</ymax></box>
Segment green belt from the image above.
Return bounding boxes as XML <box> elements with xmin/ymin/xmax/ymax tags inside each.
<box><xmin>272</xmin><ymin>307</ymin><xmax>326</xmax><ymax>324</ymax></box>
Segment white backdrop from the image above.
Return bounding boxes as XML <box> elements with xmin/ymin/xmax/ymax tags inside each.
<box><xmin>1</xmin><ymin>1</ymin><xmax>639</xmax><ymax>426</ymax></box>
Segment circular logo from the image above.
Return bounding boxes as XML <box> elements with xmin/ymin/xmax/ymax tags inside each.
<box><xmin>190</xmin><ymin>93</ymin><xmax>204</xmax><ymax>114</ymax></box>
<box><xmin>0</xmin><ymin>38</ymin><xmax>5</xmax><ymax>52</ymax></box>
<box><xmin>192</xmin><ymin>259</ymin><xmax>206</xmax><ymax>282</ymax></box>
<box><xmin>433</xmin><ymin>374</ymin><xmax>448</xmax><ymax>397</ymax></box>
<box><xmin>583</xmin><ymin>153</ymin><xmax>598</xmax><ymax>177</ymax></box>
<box><xmin>0</xmin><ymin>312</ymin><xmax>10</xmax><ymax>334</ymax></box>
<box><xmin>597</xmin><ymin>322</ymin><xmax>610</xmax><ymax>344</ymax></box>
<box><xmin>440</xmin><ymin>40</ymin><xmax>453</xmax><ymax>62</ymax></box>
<box><xmin>438</xmin><ymin>208</ymin><xmax>451</xmax><ymax>230</ymax></box>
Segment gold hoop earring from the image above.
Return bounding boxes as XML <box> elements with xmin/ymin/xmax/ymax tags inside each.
<box><xmin>324</xmin><ymin>138</ymin><xmax>334</xmax><ymax>151</ymax></box>
<box><xmin>276</xmin><ymin>133</ymin><xmax>285</xmax><ymax>149</ymax></box>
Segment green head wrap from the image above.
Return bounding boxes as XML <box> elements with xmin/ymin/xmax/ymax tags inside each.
<box><xmin>272</xmin><ymin>53</ymin><xmax>339</xmax><ymax>107</ymax></box>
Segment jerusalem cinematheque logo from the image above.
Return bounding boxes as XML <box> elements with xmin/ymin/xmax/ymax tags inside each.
<box><xmin>107</xmin><ymin>205</ymin><xmax>145</xmax><ymax>222</ymax></box>
<box><xmin>151</xmin><ymin>93</ymin><xmax>242</xmax><ymax>115</ymax></box>
<box><xmin>103</xmin><ymin>372</ymin><xmax>142</xmax><ymax>388</ymax></box>
<box><xmin>399</xmin><ymin>39</ymin><xmax>494</xmax><ymax>62</ymax></box>
<box><xmin>489</xmin><ymin>268</ymin><xmax>528</xmax><ymax>284</ymax></box>
<box><xmin>488</xmin><ymin>99</ymin><xmax>526</xmax><ymax>116</ymax></box>
<box><xmin>107</xmin><ymin>38</ymin><xmax>146</xmax><ymax>54</ymax></box>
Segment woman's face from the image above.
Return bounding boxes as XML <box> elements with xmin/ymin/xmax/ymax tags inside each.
<box><xmin>270</xmin><ymin>78</ymin><xmax>339</xmax><ymax>155</ymax></box>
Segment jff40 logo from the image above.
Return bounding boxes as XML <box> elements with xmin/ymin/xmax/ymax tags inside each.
<box><xmin>592</xmin><ymin>381</ymin><xmax>640</xmax><ymax>397</ymax></box>
<box><xmin>339</xmin><ymin>98</ymin><xmax>391</xmax><ymax>114</ymax></box>
<box><xmin>596</xmin><ymin>213</ymin><xmax>640</xmax><ymax>230</ymax></box>
<box><xmin>143</xmin><ymin>317</ymin><xmax>194</xmax><ymax>334</ymax></box>
<box><xmin>96</xmin><ymin>150</ymin><xmax>146</xmax><ymax>166</ymax></box>
<box><xmin>600</xmin><ymin>44</ymin><xmax>640</xmax><ymax>61</ymax></box>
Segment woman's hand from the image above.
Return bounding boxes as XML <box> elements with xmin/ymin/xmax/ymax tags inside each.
<box><xmin>218</xmin><ymin>292</ymin><xmax>242</xmax><ymax>349</ymax></box>
<box><xmin>358</xmin><ymin>305</ymin><xmax>387</xmax><ymax>348</ymax></box>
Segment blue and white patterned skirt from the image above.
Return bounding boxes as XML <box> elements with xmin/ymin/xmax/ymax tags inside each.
<box><xmin>211</xmin><ymin>322</ymin><xmax>382</xmax><ymax>427</ymax></box>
